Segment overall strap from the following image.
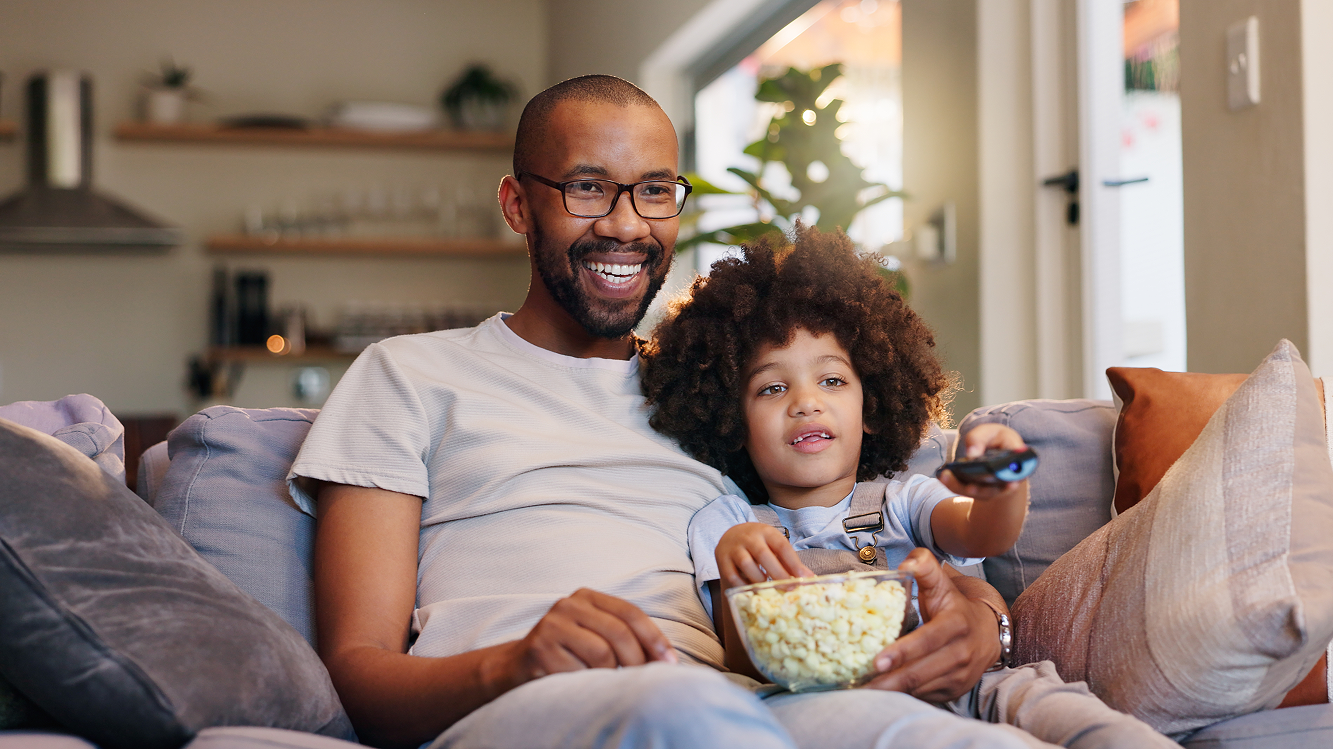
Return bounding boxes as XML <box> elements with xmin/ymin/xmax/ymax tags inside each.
<box><xmin>750</xmin><ymin>503</ymin><xmax>788</xmax><ymax>538</ymax></box>
<box><xmin>843</xmin><ymin>482</ymin><xmax>887</xmax><ymax>566</ymax></box>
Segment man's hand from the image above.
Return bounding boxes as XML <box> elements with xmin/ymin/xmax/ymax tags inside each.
<box><xmin>864</xmin><ymin>548</ymin><xmax>1002</xmax><ymax>702</ymax></box>
<box><xmin>507</xmin><ymin>588</ymin><xmax>678</xmax><ymax>682</ymax></box>
<box><xmin>716</xmin><ymin>522</ymin><xmax>814</xmax><ymax>590</ymax></box>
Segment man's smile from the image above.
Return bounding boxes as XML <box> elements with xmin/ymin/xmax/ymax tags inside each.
<box><xmin>581</xmin><ymin>259</ymin><xmax>645</xmax><ymax>286</ymax></box>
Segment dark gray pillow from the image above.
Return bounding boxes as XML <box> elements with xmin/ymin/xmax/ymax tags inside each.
<box><xmin>0</xmin><ymin>418</ymin><xmax>354</xmax><ymax>749</ymax></box>
<box><xmin>154</xmin><ymin>406</ymin><xmax>320</xmax><ymax>646</ymax></box>
<box><xmin>955</xmin><ymin>399</ymin><xmax>1116</xmax><ymax>604</ymax></box>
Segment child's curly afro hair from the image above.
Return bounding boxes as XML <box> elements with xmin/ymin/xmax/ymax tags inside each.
<box><xmin>640</xmin><ymin>225</ymin><xmax>955</xmax><ymax>502</ymax></box>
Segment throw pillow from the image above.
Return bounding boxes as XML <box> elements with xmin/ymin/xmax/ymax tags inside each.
<box><xmin>0</xmin><ymin>417</ymin><xmax>354</xmax><ymax>749</ymax></box>
<box><xmin>154</xmin><ymin>406</ymin><xmax>321</xmax><ymax>646</ymax></box>
<box><xmin>1011</xmin><ymin>340</ymin><xmax>1333</xmax><ymax>736</ymax></box>
<box><xmin>1106</xmin><ymin>368</ymin><xmax>1326</xmax><ymax>514</ymax></box>
<box><xmin>955</xmin><ymin>399</ymin><xmax>1117</xmax><ymax>605</ymax></box>
<box><xmin>0</xmin><ymin>394</ymin><xmax>126</xmax><ymax>484</ymax></box>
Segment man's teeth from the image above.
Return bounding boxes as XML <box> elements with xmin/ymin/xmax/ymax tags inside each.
<box><xmin>792</xmin><ymin>432</ymin><xmax>832</xmax><ymax>445</ymax></box>
<box><xmin>583</xmin><ymin>261</ymin><xmax>642</xmax><ymax>281</ymax></box>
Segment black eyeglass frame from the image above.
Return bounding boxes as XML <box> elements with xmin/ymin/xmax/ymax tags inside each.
<box><xmin>519</xmin><ymin>172</ymin><xmax>693</xmax><ymax>219</ymax></box>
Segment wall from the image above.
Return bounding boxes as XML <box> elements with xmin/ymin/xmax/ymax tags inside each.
<box><xmin>1302</xmin><ymin>0</ymin><xmax>1333</xmax><ymax>375</ymax></box>
<box><xmin>901</xmin><ymin>0</ymin><xmax>981</xmax><ymax>417</ymax></box>
<box><xmin>976</xmin><ymin>0</ymin><xmax>1037</xmax><ymax>406</ymax></box>
<box><xmin>1179</xmin><ymin>0</ymin><xmax>1308</xmax><ymax>373</ymax></box>
<box><xmin>546</xmin><ymin>0</ymin><xmax>710</xmax><ymax>86</ymax></box>
<box><xmin>0</xmin><ymin>0</ymin><xmax>545</xmax><ymax>416</ymax></box>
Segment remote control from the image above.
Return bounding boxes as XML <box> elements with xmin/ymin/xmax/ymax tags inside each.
<box><xmin>940</xmin><ymin>447</ymin><xmax>1039</xmax><ymax>484</ymax></box>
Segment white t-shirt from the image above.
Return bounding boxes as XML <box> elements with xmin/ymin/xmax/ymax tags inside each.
<box><xmin>289</xmin><ymin>314</ymin><xmax>729</xmax><ymax>667</ymax></box>
<box><xmin>686</xmin><ymin>477</ymin><xmax>981</xmax><ymax>618</ymax></box>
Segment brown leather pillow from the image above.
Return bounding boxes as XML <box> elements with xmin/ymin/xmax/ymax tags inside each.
<box><xmin>1105</xmin><ymin>366</ymin><xmax>1329</xmax><ymax>708</ymax></box>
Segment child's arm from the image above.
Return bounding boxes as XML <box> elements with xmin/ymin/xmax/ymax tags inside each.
<box><xmin>929</xmin><ymin>423</ymin><xmax>1030</xmax><ymax>559</ymax></box>
<box><xmin>710</xmin><ymin>523</ymin><xmax>813</xmax><ymax>678</ymax></box>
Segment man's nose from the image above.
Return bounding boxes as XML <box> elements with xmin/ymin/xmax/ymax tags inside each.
<box><xmin>593</xmin><ymin>190</ymin><xmax>652</xmax><ymax>243</ymax></box>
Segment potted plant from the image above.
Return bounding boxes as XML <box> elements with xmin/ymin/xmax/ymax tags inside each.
<box><xmin>441</xmin><ymin>64</ymin><xmax>517</xmax><ymax>132</ymax></box>
<box><xmin>142</xmin><ymin>58</ymin><xmax>193</xmax><ymax>125</ymax></box>
<box><xmin>680</xmin><ymin>63</ymin><xmax>908</xmax><ymax>291</ymax></box>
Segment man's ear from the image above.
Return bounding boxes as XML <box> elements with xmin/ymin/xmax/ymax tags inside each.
<box><xmin>498</xmin><ymin>175</ymin><xmax>531</xmax><ymax>235</ymax></box>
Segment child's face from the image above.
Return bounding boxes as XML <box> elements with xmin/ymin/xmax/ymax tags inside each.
<box><xmin>742</xmin><ymin>328</ymin><xmax>866</xmax><ymax>504</ymax></box>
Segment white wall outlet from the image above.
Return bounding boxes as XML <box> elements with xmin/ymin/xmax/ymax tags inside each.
<box><xmin>1227</xmin><ymin>16</ymin><xmax>1260</xmax><ymax>111</ymax></box>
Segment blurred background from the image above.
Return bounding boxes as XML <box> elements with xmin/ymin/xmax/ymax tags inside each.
<box><xmin>0</xmin><ymin>0</ymin><xmax>1328</xmax><ymax>449</ymax></box>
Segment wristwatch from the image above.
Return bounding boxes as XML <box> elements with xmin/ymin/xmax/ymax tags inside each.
<box><xmin>978</xmin><ymin>600</ymin><xmax>1013</xmax><ymax>672</ymax></box>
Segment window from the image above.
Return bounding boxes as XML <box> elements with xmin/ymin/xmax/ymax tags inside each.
<box><xmin>691</xmin><ymin>0</ymin><xmax>904</xmax><ymax>273</ymax></box>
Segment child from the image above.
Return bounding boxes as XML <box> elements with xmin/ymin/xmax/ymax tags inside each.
<box><xmin>641</xmin><ymin>227</ymin><xmax>1175</xmax><ymax>749</ymax></box>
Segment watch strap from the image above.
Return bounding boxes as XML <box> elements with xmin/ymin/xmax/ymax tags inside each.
<box><xmin>976</xmin><ymin>599</ymin><xmax>1013</xmax><ymax>671</ymax></box>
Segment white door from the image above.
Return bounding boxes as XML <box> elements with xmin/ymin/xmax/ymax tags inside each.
<box><xmin>1075</xmin><ymin>0</ymin><xmax>1186</xmax><ymax>398</ymax></box>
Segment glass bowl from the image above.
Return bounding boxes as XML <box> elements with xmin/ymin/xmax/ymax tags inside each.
<box><xmin>725</xmin><ymin>569</ymin><xmax>914</xmax><ymax>692</ymax></box>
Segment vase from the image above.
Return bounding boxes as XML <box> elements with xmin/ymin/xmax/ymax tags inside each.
<box><xmin>145</xmin><ymin>88</ymin><xmax>187</xmax><ymax>125</ymax></box>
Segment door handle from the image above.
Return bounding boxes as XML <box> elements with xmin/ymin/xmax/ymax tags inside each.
<box><xmin>1041</xmin><ymin>169</ymin><xmax>1080</xmax><ymax>224</ymax></box>
<box><xmin>1041</xmin><ymin>169</ymin><xmax>1079</xmax><ymax>194</ymax></box>
<box><xmin>1102</xmin><ymin>176</ymin><xmax>1149</xmax><ymax>187</ymax></box>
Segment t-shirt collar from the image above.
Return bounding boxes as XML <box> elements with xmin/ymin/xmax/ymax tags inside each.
<box><xmin>492</xmin><ymin>312</ymin><xmax>639</xmax><ymax>374</ymax></box>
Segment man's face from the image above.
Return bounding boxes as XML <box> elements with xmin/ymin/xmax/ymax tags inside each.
<box><xmin>525</xmin><ymin>101</ymin><xmax>680</xmax><ymax>338</ymax></box>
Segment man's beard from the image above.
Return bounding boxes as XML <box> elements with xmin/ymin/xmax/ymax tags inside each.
<box><xmin>531</xmin><ymin>224</ymin><xmax>671</xmax><ymax>339</ymax></box>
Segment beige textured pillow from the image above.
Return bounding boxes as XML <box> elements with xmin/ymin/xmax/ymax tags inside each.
<box><xmin>1012</xmin><ymin>340</ymin><xmax>1333</xmax><ymax>737</ymax></box>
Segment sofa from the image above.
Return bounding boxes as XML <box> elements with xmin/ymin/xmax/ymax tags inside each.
<box><xmin>2</xmin><ymin>341</ymin><xmax>1332</xmax><ymax>748</ymax></box>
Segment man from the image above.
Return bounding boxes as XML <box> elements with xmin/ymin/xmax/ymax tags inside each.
<box><xmin>290</xmin><ymin>75</ymin><xmax>1037</xmax><ymax>749</ymax></box>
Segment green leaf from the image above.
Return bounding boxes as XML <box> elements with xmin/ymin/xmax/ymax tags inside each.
<box><xmin>680</xmin><ymin>173</ymin><xmax>740</xmax><ymax>195</ymax></box>
<box><xmin>676</xmin><ymin>221</ymin><xmax>785</xmax><ymax>250</ymax></box>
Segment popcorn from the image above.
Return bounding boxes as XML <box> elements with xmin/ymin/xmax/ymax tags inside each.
<box><xmin>727</xmin><ymin>571</ymin><xmax>910</xmax><ymax>691</ymax></box>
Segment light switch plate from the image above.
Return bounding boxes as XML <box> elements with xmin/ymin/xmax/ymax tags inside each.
<box><xmin>1227</xmin><ymin>16</ymin><xmax>1260</xmax><ymax>111</ymax></box>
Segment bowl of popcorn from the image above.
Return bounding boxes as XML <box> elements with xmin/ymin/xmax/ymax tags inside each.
<box><xmin>726</xmin><ymin>570</ymin><xmax>914</xmax><ymax>692</ymax></box>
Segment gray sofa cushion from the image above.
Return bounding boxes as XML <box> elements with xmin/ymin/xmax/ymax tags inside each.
<box><xmin>0</xmin><ymin>417</ymin><xmax>354</xmax><ymax>749</ymax></box>
<box><xmin>899</xmin><ymin>422</ymin><xmax>956</xmax><ymax>479</ymax></box>
<box><xmin>0</xmin><ymin>733</ymin><xmax>98</xmax><ymax>748</ymax></box>
<box><xmin>1180</xmin><ymin>703</ymin><xmax>1333</xmax><ymax>748</ymax></box>
<box><xmin>0</xmin><ymin>394</ymin><xmax>125</xmax><ymax>484</ymax></box>
<box><xmin>182</xmin><ymin>726</ymin><xmax>365</xmax><ymax>748</ymax></box>
<box><xmin>155</xmin><ymin>406</ymin><xmax>320</xmax><ymax>646</ymax></box>
<box><xmin>135</xmin><ymin>440</ymin><xmax>171</xmax><ymax>508</ymax></box>
<box><xmin>956</xmin><ymin>399</ymin><xmax>1116</xmax><ymax>604</ymax></box>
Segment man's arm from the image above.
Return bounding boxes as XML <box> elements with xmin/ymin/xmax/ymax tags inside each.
<box><xmin>864</xmin><ymin>548</ymin><xmax>1004</xmax><ymax>702</ymax></box>
<box><xmin>314</xmin><ymin>483</ymin><xmax>676</xmax><ymax>748</ymax></box>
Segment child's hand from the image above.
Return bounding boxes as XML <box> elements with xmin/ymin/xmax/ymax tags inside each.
<box><xmin>936</xmin><ymin>423</ymin><xmax>1028</xmax><ymax>501</ymax></box>
<box><xmin>931</xmin><ymin>423</ymin><xmax>1030</xmax><ymax>558</ymax></box>
<box><xmin>716</xmin><ymin>523</ymin><xmax>814</xmax><ymax>589</ymax></box>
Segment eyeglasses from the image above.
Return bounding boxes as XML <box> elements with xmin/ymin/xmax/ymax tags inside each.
<box><xmin>520</xmin><ymin>172</ymin><xmax>693</xmax><ymax>219</ymax></box>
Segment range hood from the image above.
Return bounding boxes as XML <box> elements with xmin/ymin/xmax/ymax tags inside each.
<box><xmin>0</xmin><ymin>71</ymin><xmax>183</xmax><ymax>251</ymax></box>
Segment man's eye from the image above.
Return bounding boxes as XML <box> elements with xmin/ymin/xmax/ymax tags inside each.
<box><xmin>636</xmin><ymin>183</ymin><xmax>672</xmax><ymax>200</ymax></box>
<box><xmin>757</xmin><ymin>384</ymin><xmax>787</xmax><ymax>396</ymax></box>
<box><xmin>569</xmin><ymin>181</ymin><xmax>606</xmax><ymax>196</ymax></box>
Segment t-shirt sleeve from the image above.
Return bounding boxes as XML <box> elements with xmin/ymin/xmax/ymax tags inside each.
<box><xmin>686</xmin><ymin>494</ymin><xmax>757</xmax><ymax>620</ymax></box>
<box><xmin>895</xmin><ymin>475</ymin><xmax>984</xmax><ymax>570</ymax></box>
<box><xmin>287</xmin><ymin>341</ymin><xmax>433</xmax><ymax>515</ymax></box>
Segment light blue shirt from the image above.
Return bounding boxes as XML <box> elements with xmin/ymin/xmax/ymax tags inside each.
<box><xmin>687</xmin><ymin>475</ymin><xmax>982</xmax><ymax>618</ymax></box>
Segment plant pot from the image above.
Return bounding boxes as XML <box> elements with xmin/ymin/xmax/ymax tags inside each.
<box><xmin>145</xmin><ymin>87</ymin><xmax>187</xmax><ymax>125</ymax></box>
<box><xmin>449</xmin><ymin>98</ymin><xmax>508</xmax><ymax>132</ymax></box>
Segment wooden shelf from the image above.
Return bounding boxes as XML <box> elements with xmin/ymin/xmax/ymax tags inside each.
<box><xmin>113</xmin><ymin>122</ymin><xmax>512</xmax><ymax>151</ymax></box>
<box><xmin>207</xmin><ymin>345</ymin><xmax>358</xmax><ymax>364</ymax></box>
<box><xmin>0</xmin><ymin>121</ymin><xmax>16</xmax><ymax>141</ymax></box>
<box><xmin>205</xmin><ymin>234</ymin><xmax>525</xmax><ymax>257</ymax></box>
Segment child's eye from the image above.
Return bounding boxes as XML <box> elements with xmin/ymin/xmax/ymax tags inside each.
<box><xmin>821</xmin><ymin>377</ymin><xmax>847</xmax><ymax>388</ymax></box>
<box><xmin>757</xmin><ymin>383</ymin><xmax>787</xmax><ymax>396</ymax></box>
